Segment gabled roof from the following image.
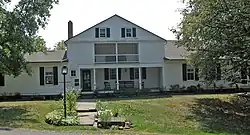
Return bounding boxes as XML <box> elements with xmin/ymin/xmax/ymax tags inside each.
<box><xmin>24</xmin><ymin>50</ymin><xmax>67</xmax><ymax>63</ymax></box>
<box><xmin>164</xmin><ymin>40</ymin><xmax>188</xmax><ymax>60</ymax></box>
<box><xmin>65</xmin><ymin>14</ymin><xmax>168</xmax><ymax>43</ymax></box>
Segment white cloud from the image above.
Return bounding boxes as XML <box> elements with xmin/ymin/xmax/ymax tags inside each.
<box><xmin>38</xmin><ymin>0</ymin><xmax>184</xmax><ymax>48</ymax></box>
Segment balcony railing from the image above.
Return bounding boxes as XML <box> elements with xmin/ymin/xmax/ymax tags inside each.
<box><xmin>95</xmin><ymin>54</ymin><xmax>139</xmax><ymax>64</ymax></box>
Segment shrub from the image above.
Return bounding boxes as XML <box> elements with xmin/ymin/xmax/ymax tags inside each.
<box><xmin>66</xmin><ymin>89</ymin><xmax>80</xmax><ymax>116</ymax></box>
<box><xmin>96</xmin><ymin>100</ymin><xmax>106</xmax><ymax>111</ymax></box>
<box><xmin>112</xmin><ymin>106</ymin><xmax>120</xmax><ymax>117</ymax></box>
<box><xmin>45</xmin><ymin>109</ymin><xmax>79</xmax><ymax>126</ymax></box>
<box><xmin>99</xmin><ymin>109</ymin><xmax>113</xmax><ymax>128</ymax></box>
<box><xmin>45</xmin><ymin>109</ymin><xmax>64</xmax><ymax>125</ymax></box>
<box><xmin>14</xmin><ymin>92</ymin><xmax>21</xmax><ymax>99</ymax></box>
<box><xmin>170</xmin><ymin>84</ymin><xmax>180</xmax><ymax>91</ymax></box>
<box><xmin>120</xmin><ymin>88</ymin><xmax>138</xmax><ymax>96</ymax></box>
<box><xmin>99</xmin><ymin>109</ymin><xmax>113</xmax><ymax>122</ymax></box>
<box><xmin>197</xmin><ymin>84</ymin><xmax>204</xmax><ymax>91</ymax></box>
<box><xmin>187</xmin><ymin>85</ymin><xmax>197</xmax><ymax>92</ymax></box>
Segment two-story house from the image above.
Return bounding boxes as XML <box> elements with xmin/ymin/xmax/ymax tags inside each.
<box><xmin>0</xmin><ymin>14</ymin><xmax>240</xmax><ymax>96</ymax></box>
<box><xmin>65</xmin><ymin>15</ymin><xmax>166</xmax><ymax>92</ymax></box>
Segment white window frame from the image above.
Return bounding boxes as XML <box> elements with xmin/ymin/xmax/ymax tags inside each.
<box><xmin>45</xmin><ymin>67</ymin><xmax>53</xmax><ymax>84</ymax></box>
<box><xmin>99</xmin><ymin>28</ymin><xmax>107</xmax><ymax>37</ymax></box>
<box><xmin>187</xmin><ymin>65</ymin><xmax>195</xmax><ymax>81</ymax></box>
<box><xmin>125</xmin><ymin>28</ymin><xmax>132</xmax><ymax>37</ymax></box>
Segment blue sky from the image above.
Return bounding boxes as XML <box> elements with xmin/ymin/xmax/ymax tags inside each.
<box><xmin>37</xmin><ymin>0</ymin><xmax>184</xmax><ymax>48</ymax></box>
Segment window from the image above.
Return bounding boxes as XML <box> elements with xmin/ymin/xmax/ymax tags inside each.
<box><xmin>130</xmin><ymin>68</ymin><xmax>146</xmax><ymax>80</ymax></box>
<box><xmin>187</xmin><ymin>65</ymin><xmax>195</xmax><ymax>80</ymax></box>
<box><xmin>110</xmin><ymin>68</ymin><xmax>116</xmax><ymax>80</ymax></box>
<box><xmin>104</xmin><ymin>68</ymin><xmax>121</xmax><ymax>80</ymax></box>
<box><xmin>100</xmin><ymin>28</ymin><xmax>106</xmax><ymax>37</ymax></box>
<box><xmin>74</xmin><ymin>79</ymin><xmax>79</xmax><ymax>86</ymax></box>
<box><xmin>71</xmin><ymin>70</ymin><xmax>76</xmax><ymax>76</ymax></box>
<box><xmin>126</xmin><ymin>28</ymin><xmax>132</xmax><ymax>37</ymax></box>
<box><xmin>45</xmin><ymin>68</ymin><xmax>53</xmax><ymax>84</ymax></box>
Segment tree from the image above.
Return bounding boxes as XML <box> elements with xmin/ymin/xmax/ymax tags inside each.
<box><xmin>172</xmin><ymin>0</ymin><xmax>250</xmax><ymax>84</ymax></box>
<box><xmin>54</xmin><ymin>40</ymin><xmax>66</xmax><ymax>50</ymax></box>
<box><xmin>33</xmin><ymin>36</ymin><xmax>47</xmax><ymax>52</ymax></box>
<box><xmin>0</xmin><ymin>0</ymin><xmax>58</xmax><ymax>76</ymax></box>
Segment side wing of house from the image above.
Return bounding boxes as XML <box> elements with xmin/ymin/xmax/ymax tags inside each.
<box><xmin>0</xmin><ymin>50</ymin><xmax>70</xmax><ymax>95</ymax></box>
<box><xmin>0</xmin><ymin>62</ymin><xmax>69</xmax><ymax>95</ymax></box>
<box><xmin>164</xmin><ymin>40</ymin><xmax>244</xmax><ymax>89</ymax></box>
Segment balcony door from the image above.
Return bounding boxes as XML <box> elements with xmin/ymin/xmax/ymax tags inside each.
<box><xmin>81</xmin><ymin>69</ymin><xmax>91</xmax><ymax>91</ymax></box>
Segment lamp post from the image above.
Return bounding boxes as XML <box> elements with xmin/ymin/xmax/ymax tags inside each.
<box><xmin>61</xmin><ymin>66</ymin><xmax>68</xmax><ymax>118</ymax></box>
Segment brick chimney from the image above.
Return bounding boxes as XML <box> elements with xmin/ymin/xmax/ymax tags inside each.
<box><xmin>68</xmin><ymin>20</ymin><xmax>73</xmax><ymax>39</ymax></box>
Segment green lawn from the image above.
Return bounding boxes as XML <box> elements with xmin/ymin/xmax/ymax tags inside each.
<box><xmin>0</xmin><ymin>100</ymin><xmax>97</xmax><ymax>132</ymax></box>
<box><xmin>104</xmin><ymin>94</ymin><xmax>249</xmax><ymax>135</ymax></box>
<box><xmin>0</xmin><ymin>94</ymin><xmax>249</xmax><ymax>135</ymax></box>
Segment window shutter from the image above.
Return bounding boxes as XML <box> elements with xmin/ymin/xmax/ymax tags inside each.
<box><xmin>182</xmin><ymin>64</ymin><xmax>187</xmax><ymax>81</ymax></box>
<box><xmin>53</xmin><ymin>66</ymin><xmax>58</xmax><ymax>85</ymax></box>
<box><xmin>216</xmin><ymin>64</ymin><xmax>221</xmax><ymax>80</ymax></box>
<box><xmin>130</xmin><ymin>68</ymin><xmax>134</xmax><ymax>80</ymax></box>
<box><xmin>106</xmin><ymin>28</ymin><xmax>110</xmax><ymax>37</ymax></box>
<box><xmin>0</xmin><ymin>73</ymin><xmax>5</xmax><ymax>86</ymax></box>
<box><xmin>121</xmin><ymin>28</ymin><xmax>125</xmax><ymax>38</ymax></box>
<box><xmin>95</xmin><ymin>28</ymin><xmax>99</xmax><ymax>38</ymax></box>
<box><xmin>132</xmin><ymin>28</ymin><xmax>136</xmax><ymax>37</ymax></box>
<box><xmin>39</xmin><ymin>67</ymin><xmax>45</xmax><ymax>85</ymax></box>
<box><xmin>118</xmin><ymin>68</ymin><xmax>121</xmax><ymax>80</ymax></box>
<box><xmin>195</xmin><ymin>68</ymin><xmax>199</xmax><ymax>81</ymax></box>
<box><xmin>104</xmin><ymin>68</ymin><xmax>109</xmax><ymax>80</ymax></box>
<box><xmin>142</xmin><ymin>67</ymin><xmax>147</xmax><ymax>79</ymax></box>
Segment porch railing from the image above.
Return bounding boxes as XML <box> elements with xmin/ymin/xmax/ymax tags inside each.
<box><xmin>95</xmin><ymin>54</ymin><xmax>139</xmax><ymax>64</ymax></box>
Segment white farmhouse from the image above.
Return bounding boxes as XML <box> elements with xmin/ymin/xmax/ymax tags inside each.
<box><xmin>0</xmin><ymin>15</ymin><xmax>242</xmax><ymax>95</ymax></box>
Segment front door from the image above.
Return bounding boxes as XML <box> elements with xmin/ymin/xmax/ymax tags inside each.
<box><xmin>81</xmin><ymin>69</ymin><xmax>91</xmax><ymax>91</ymax></box>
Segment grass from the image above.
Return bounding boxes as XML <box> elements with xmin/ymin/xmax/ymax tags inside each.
<box><xmin>0</xmin><ymin>94</ymin><xmax>249</xmax><ymax>135</ymax></box>
<box><xmin>104</xmin><ymin>94</ymin><xmax>250</xmax><ymax>135</ymax></box>
<box><xmin>0</xmin><ymin>100</ymin><xmax>97</xmax><ymax>132</ymax></box>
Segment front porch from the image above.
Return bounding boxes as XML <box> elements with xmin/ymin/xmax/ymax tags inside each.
<box><xmin>79</xmin><ymin>67</ymin><xmax>164</xmax><ymax>93</ymax></box>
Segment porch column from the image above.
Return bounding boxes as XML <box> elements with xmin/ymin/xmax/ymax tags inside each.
<box><xmin>116</xmin><ymin>67</ymin><xmax>119</xmax><ymax>90</ymax></box>
<box><xmin>139</xmin><ymin>67</ymin><xmax>142</xmax><ymax>90</ymax></box>
<box><xmin>115</xmin><ymin>43</ymin><xmax>118</xmax><ymax>63</ymax></box>
<box><xmin>93</xmin><ymin>68</ymin><xmax>96</xmax><ymax>91</ymax></box>
<box><xmin>162</xmin><ymin>66</ymin><xmax>166</xmax><ymax>89</ymax></box>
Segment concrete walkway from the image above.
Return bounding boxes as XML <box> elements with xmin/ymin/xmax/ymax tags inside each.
<box><xmin>76</xmin><ymin>101</ymin><xmax>97</xmax><ymax>126</ymax></box>
<box><xmin>0</xmin><ymin>128</ymin><xmax>82</xmax><ymax>135</ymax></box>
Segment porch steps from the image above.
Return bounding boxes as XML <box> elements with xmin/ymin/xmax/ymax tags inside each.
<box><xmin>76</xmin><ymin>102</ymin><xmax>97</xmax><ymax>126</ymax></box>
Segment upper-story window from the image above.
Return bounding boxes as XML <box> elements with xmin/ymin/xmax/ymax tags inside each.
<box><xmin>121</xmin><ymin>28</ymin><xmax>136</xmax><ymax>38</ymax></box>
<box><xmin>126</xmin><ymin>28</ymin><xmax>132</xmax><ymax>37</ymax></box>
<box><xmin>100</xmin><ymin>28</ymin><xmax>106</xmax><ymax>37</ymax></box>
<box><xmin>95</xmin><ymin>28</ymin><xmax>110</xmax><ymax>38</ymax></box>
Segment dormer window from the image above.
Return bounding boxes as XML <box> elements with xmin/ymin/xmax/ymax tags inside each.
<box><xmin>100</xmin><ymin>28</ymin><xmax>106</xmax><ymax>37</ymax></box>
<box><xmin>95</xmin><ymin>28</ymin><xmax>110</xmax><ymax>38</ymax></box>
<box><xmin>121</xmin><ymin>28</ymin><xmax>136</xmax><ymax>38</ymax></box>
<box><xmin>126</xmin><ymin>28</ymin><xmax>132</xmax><ymax>37</ymax></box>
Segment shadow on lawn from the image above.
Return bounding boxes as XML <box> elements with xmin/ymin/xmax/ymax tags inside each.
<box><xmin>188</xmin><ymin>95</ymin><xmax>250</xmax><ymax>135</ymax></box>
<box><xmin>0</xmin><ymin>106</ymin><xmax>39</xmax><ymax>128</ymax></box>
<box><xmin>79</xmin><ymin>94</ymin><xmax>172</xmax><ymax>102</ymax></box>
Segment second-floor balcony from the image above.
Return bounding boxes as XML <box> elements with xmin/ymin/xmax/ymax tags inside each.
<box><xmin>94</xmin><ymin>43</ymin><xmax>139</xmax><ymax>64</ymax></box>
